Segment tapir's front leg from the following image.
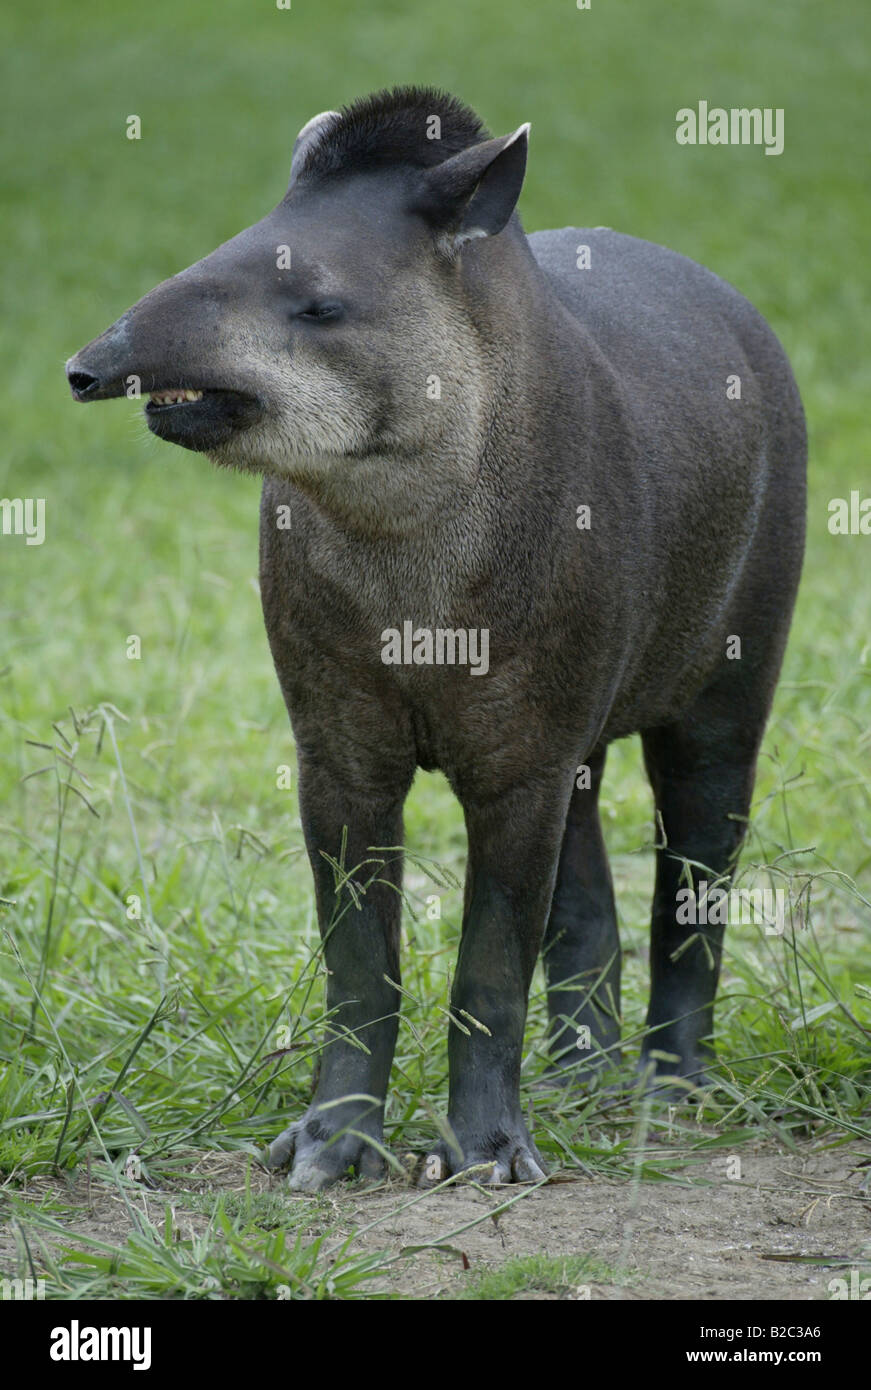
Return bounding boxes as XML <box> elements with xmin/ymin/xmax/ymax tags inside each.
<box><xmin>268</xmin><ymin>753</ymin><xmax>410</xmax><ymax>1191</ymax></box>
<box><xmin>426</xmin><ymin>775</ymin><xmax>572</xmax><ymax>1183</ymax></box>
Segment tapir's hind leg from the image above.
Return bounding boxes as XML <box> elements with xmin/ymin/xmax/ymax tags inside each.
<box><xmin>541</xmin><ymin>746</ymin><xmax>622</xmax><ymax>1076</ymax></box>
<box><xmin>639</xmin><ymin>683</ymin><xmax>769</xmax><ymax>1088</ymax></box>
<box><xmin>638</xmin><ymin>358</ymin><xmax>805</xmax><ymax>1089</ymax></box>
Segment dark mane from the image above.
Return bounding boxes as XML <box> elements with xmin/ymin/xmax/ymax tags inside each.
<box><xmin>296</xmin><ymin>85</ymin><xmax>490</xmax><ymax>182</ymax></box>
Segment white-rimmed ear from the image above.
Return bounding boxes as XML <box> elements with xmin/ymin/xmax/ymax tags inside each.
<box><xmin>411</xmin><ymin>122</ymin><xmax>530</xmax><ymax>251</ymax></box>
<box><xmin>289</xmin><ymin>110</ymin><xmax>341</xmax><ymax>185</ymax></box>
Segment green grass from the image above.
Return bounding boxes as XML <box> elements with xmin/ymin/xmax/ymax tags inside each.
<box><xmin>455</xmin><ymin>1253</ymin><xmax>625</xmax><ymax>1300</ymax></box>
<box><xmin>1</xmin><ymin>0</ymin><xmax>869</xmax><ymax>1300</ymax></box>
<box><xmin>3</xmin><ymin>1186</ymin><xmax>394</xmax><ymax>1300</ymax></box>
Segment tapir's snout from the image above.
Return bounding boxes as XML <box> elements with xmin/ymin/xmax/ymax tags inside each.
<box><xmin>65</xmin><ymin>312</ymin><xmax>140</xmax><ymax>402</ymax></box>
<box><xmin>66</xmin><ymin>365</ymin><xmax>103</xmax><ymax>400</ymax></box>
<box><xmin>65</xmin><ymin>273</ymin><xmax>265</xmax><ymax>454</ymax></box>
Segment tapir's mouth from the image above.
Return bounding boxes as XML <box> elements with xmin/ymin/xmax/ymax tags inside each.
<box><xmin>143</xmin><ymin>385</ymin><xmax>253</xmax><ymax>414</ymax></box>
<box><xmin>147</xmin><ymin>388</ymin><xmax>205</xmax><ymax>408</ymax></box>
<box><xmin>142</xmin><ymin>385</ymin><xmax>263</xmax><ymax>452</ymax></box>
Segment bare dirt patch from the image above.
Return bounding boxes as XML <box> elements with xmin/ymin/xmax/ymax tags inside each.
<box><xmin>323</xmin><ymin>1141</ymin><xmax>871</xmax><ymax>1299</ymax></box>
<box><xmin>3</xmin><ymin>1139</ymin><xmax>869</xmax><ymax>1300</ymax></box>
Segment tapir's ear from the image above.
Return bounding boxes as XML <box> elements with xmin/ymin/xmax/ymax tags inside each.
<box><xmin>288</xmin><ymin>110</ymin><xmax>341</xmax><ymax>186</ymax></box>
<box><xmin>411</xmin><ymin>123</ymin><xmax>530</xmax><ymax>251</ymax></box>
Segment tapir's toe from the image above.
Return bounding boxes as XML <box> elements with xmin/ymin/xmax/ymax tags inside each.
<box><xmin>419</xmin><ymin>1124</ymin><xmax>548</xmax><ymax>1187</ymax></box>
<box><xmin>286</xmin><ymin>1156</ymin><xmax>341</xmax><ymax>1193</ymax></box>
<box><xmin>265</xmin><ymin>1121</ymin><xmax>300</xmax><ymax>1171</ymax></box>
<box><xmin>265</xmin><ymin>1115</ymin><xmax>387</xmax><ymax>1191</ymax></box>
<box><xmin>507</xmin><ymin>1148</ymin><xmax>548</xmax><ymax>1183</ymax></box>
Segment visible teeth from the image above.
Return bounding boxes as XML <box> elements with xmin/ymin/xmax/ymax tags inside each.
<box><xmin>149</xmin><ymin>388</ymin><xmax>204</xmax><ymax>405</ymax></box>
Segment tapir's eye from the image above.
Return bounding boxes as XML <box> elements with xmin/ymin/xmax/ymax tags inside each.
<box><xmin>297</xmin><ymin>302</ymin><xmax>344</xmax><ymax>322</ymax></box>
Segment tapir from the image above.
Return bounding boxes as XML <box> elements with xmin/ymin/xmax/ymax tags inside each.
<box><xmin>66</xmin><ymin>86</ymin><xmax>806</xmax><ymax>1189</ymax></box>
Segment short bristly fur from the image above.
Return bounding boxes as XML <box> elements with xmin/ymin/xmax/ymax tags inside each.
<box><xmin>294</xmin><ymin>86</ymin><xmax>490</xmax><ymax>182</ymax></box>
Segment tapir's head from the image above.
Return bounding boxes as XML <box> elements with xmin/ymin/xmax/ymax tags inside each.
<box><xmin>66</xmin><ymin>87</ymin><xmax>529</xmax><ymax>507</ymax></box>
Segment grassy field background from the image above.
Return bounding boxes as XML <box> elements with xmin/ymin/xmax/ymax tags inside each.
<box><xmin>1</xmin><ymin>0</ymin><xmax>869</xmax><ymax>1298</ymax></box>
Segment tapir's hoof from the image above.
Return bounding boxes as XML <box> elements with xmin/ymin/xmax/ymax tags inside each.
<box><xmin>266</xmin><ymin>1116</ymin><xmax>386</xmax><ymax>1192</ymax></box>
<box><xmin>418</xmin><ymin>1125</ymin><xmax>548</xmax><ymax>1187</ymax></box>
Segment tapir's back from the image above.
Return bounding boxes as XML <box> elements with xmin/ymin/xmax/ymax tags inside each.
<box><xmin>527</xmin><ymin>226</ymin><xmax>805</xmax><ymax>461</ymax></box>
